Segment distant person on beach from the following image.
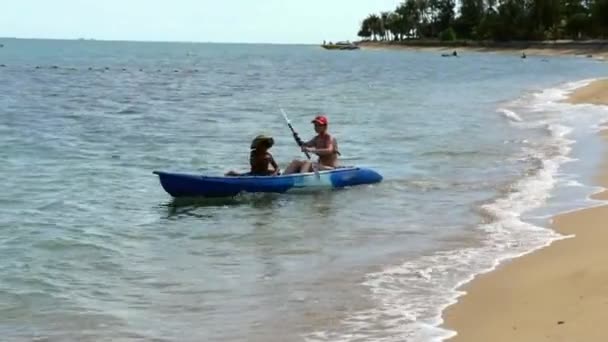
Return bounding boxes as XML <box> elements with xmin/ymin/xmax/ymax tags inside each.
<box><xmin>283</xmin><ymin>115</ymin><xmax>340</xmax><ymax>174</ymax></box>
<box><xmin>453</xmin><ymin>50</ymin><xmax>457</xmax><ymax>56</ymax></box>
<box><xmin>521</xmin><ymin>52</ymin><xmax>527</xmax><ymax>59</ymax></box>
<box><xmin>225</xmin><ymin>135</ymin><xmax>279</xmax><ymax>176</ymax></box>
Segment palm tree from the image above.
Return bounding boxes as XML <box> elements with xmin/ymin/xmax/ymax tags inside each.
<box><xmin>358</xmin><ymin>18</ymin><xmax>373</xmax><ymax>40</ymax></box>
<box><xmin>380</xmin><ymin>12</ymin><xmax>391</xmax><ymax>40</ymax></box>
<box><xmin>387</xmin><ymin>12</ymin><xmax>404</xmax><ymax>40</ymax></box>
<box><xmin>396</xmin><ymin>0</ymin><xmax>421</xmax><ymax>38</ymax></box>
<box><xmin>366</xmin><ymin>14</ymin><xmax>382</xmax><ymax>40</ymax></box>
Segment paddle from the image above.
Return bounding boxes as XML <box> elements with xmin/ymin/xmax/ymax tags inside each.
<box><xmin>279</xmin><ymin>108</ymin><xmax>320</xmax><ymax>177</ymax></box>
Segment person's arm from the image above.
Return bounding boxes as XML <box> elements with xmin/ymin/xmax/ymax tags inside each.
<box><xmin>268</xmin><ymin>154</ymin><xmax>279</xmax><ymax>174</ymax></box>
<box><xmin>302</xmin><ymin>137</ymin><xmax>316</xmax><ymax>148</ymax></box>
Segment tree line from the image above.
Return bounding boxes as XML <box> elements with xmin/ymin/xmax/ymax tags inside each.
<box><xmin>358</xmin><ymin>0</ymin><xmax>608</xmax><ymax>41</ymax></box>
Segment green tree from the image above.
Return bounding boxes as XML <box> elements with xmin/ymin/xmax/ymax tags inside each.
<box><xmin>386</xmin><ymin>12</ymin><xmax>405</xmax><ymax>40</ymax></box>
<box><xmin>437</xmin><ymin>0</ymin><xmax>457</xmax><ymax>33</ymax></box>
<box><xmin>396</xmin><ymin>0</ymin><xmax>422</xmax><ymax>38</ymax></box>
<box><xmin>366</xmin><ymin>14</ymin><xmax>382</xmax><ymax>40</ymax></box>
<box><xmin>456</xmin><ymin>0</ymin><xmax>486</xmax><ymax>38</ymax></box>
<box><xmin>591</xmin><ymin>0</ymin><xmax>608</xmax><ymax>36</ymax></box>
<box><xmin>529</xmin><ymin>0</ymin><xmax>562</xmax><ymax>38</ymax></box>
<box><xmin>380</xmin><ymin>12</ymin><xmax>391</xmax><ymax>40</ymax></box>
<box><xmin>358</xmin><ymin>18</ymin><xmax>373</xmax><ymax>40</ymax></box>
<box><xmin>358</xmin><ymin>0</ymin><xmax>604</xmax><ymax>42</ymax></box>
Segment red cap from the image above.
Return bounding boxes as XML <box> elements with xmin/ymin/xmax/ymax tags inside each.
<box><xmin>311</xmin><ymin>115</ymin><xmax>328</xmax><ymax>125</ymax></box>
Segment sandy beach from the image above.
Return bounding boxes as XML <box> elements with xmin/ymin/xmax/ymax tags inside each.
<box><xmin>358</xmin><ymin>41</ymin><xmax>608</xmax><ymax>61</ymax></box>
<box><xmin>443</xmin><ymin>79</ymin><xmax>608</xmax><ymax>341</ymax></box>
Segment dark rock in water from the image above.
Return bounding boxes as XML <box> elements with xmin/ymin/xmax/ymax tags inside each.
<box><xmin>122</xmin><ymin>68</ymin><xmax>127</xmax><ymax>71</ymax></box>
<box><xmin>0</xmin><ymin>64</ymin><xmax>5</xmax><ymax>67</ymax></box>
<box><xmin>105</xmin><ymin>67</ymin><xmax>110</xmax><ymax>70</ymax></box>
<box><xmin>88</xmin><ymin>67</ymin><xmax>93</xmax><ymax>71</ymax></box>
<box><xmin>139</xmin><ymin>68</ymin><xmax>143</xmax><ymax>72</ymax></box>
<box><xmin>174</xmin><ymin>70</ymin><xmax>179</xmax><ymax>73</ymax></box>
<box><xmin>0</xmin><ymin>44</ymin><xmax>4</xmax><ymax>48</ymax></box>
<box><xmin>51</xmin><ymin>65</ymin><xmax>59</xmax><ymax>69</ymax></box>
<box><xmin>35</xmin><ymin>66</ymin><xmax>41</xmax><ymax>69</ymax></box>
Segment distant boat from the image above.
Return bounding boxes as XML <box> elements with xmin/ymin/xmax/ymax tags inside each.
<box><xmin>321</xmin><ymin>41</ymin><xmax>360</xmax><ymax>50</ymax></box>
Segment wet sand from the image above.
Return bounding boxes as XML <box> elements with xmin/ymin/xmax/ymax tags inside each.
<box><xmin>358</xmin><ymin>41</ymin><xmax>608</xmax><ymax>61</ymax></box>
<box><xmin>442</xmin><ymin>78</ymin><xmax>608</xmax><ymax>342</ymax></box>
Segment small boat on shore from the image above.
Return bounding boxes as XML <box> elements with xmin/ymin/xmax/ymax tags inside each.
<box><xmin>321</xmin><ymin>41</ymin><xmax>360</xmax><ymax>50</ymax></box>
<box><xmin>153</xmin><ymin>167</ymin><xmax>382</xmax><ymax>198</ymax></box>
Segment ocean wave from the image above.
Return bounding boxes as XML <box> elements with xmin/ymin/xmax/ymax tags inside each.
<box><xmin>304</xmin><ymin>78</ymin><xmax>607</xmax><ymax>342</ymax></box>
<box><xmin>386</xmin><ymin>178</ymin><xmax>498</xmax><ymax>192</ymax></box>
<box><xmin>497</xmin><ymin>108</ymin><xmax>523</xmax><ymax>122</ymax></box>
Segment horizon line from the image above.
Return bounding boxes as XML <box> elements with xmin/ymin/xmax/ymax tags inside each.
<box><xmin>0</xmin><ymin>36</ymin><xmax>341</xmax><ymax>46</ymax></box>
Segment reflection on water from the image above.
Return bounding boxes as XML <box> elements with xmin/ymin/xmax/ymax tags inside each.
<box><xmin>161</xmin><ymin>188</ymin><xmax>344</xmax><ymax>220</ymax></box>
<box><xmin>162</xmin><ymin>192</ymin><xmax>284</xmax><ymax>219</ymax></box>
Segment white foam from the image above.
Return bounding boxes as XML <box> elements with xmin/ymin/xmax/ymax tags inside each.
<box><xmin>304</xmin><ymin>78</ymin><xmax>608</xmax><ymax>342</ymax></box>
<box><xmin>497</xmin><ymin>108</ymin><xmax>523</xmax><ymax>122</ymax></box>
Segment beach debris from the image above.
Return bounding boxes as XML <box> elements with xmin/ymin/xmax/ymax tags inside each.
<box><xmin>557</xmin><ymin>320</ymin><xmax>565</xmax><ymax>325</ymax></box>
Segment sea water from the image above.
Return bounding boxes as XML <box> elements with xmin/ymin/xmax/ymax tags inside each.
<box><xmin>1</xmin><ymin>38</ymin><xmax>608</xmax><ymax>341</ymax></box>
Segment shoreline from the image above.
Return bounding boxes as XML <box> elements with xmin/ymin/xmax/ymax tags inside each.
<box><xmin>357</xmin><ymin>40</ymin><xmax>608</xmax><ymax>60</ymax></box>
<box><xmin>442</xmin><ymin>79</ymin><xmax>608</xmax><ymax>341</ymax></box>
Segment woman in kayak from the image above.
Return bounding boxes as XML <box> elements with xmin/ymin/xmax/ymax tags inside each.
<box><xmin>225</xmin><ymin>135</ymin><xmax>280</xmax><ymax>176</ymax></box>
<box><xmin>283</xmin><ymin>115</ymin><xmax>339</xmax><ymax>174</ymax></box>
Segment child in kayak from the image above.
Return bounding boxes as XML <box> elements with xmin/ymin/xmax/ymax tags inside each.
<box><xmin>225</xmin><ymin>135</ymin><xmax>279</xmax><ymax>176</ymax></box>
<box><xmin>283</xmin><ymin>114</ymin><xmax>340</xmax><ymax>174</ymax></box>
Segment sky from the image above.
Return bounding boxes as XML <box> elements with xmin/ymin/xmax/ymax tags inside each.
<box><xmin>1</xmin><ymin>0</ymin><xmax>401</xmax><ymax>44</ymax></box>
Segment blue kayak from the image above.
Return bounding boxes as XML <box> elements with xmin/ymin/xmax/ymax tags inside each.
<box><xmin>153</xmin><ymin>167</ymin><xmax>382</xmax><ymax>198</ymax></box>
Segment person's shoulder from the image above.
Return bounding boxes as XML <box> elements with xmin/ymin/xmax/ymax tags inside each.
<box><xmin>321</xmin><ymin>133</ymin><xmax>335</xmax><ymax>142</ymax></box>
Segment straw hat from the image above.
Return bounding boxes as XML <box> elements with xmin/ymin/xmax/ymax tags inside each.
<box><xmin>250</xmin><ymin>134</ymin><xmax>274</xmax><ymax>150</ymax></box>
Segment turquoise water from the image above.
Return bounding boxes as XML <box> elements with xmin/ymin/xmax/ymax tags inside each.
<box><xmin>1</xmin><ymin>39</ymin><xmax>608</xmax><ymax>341</ymax></box>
